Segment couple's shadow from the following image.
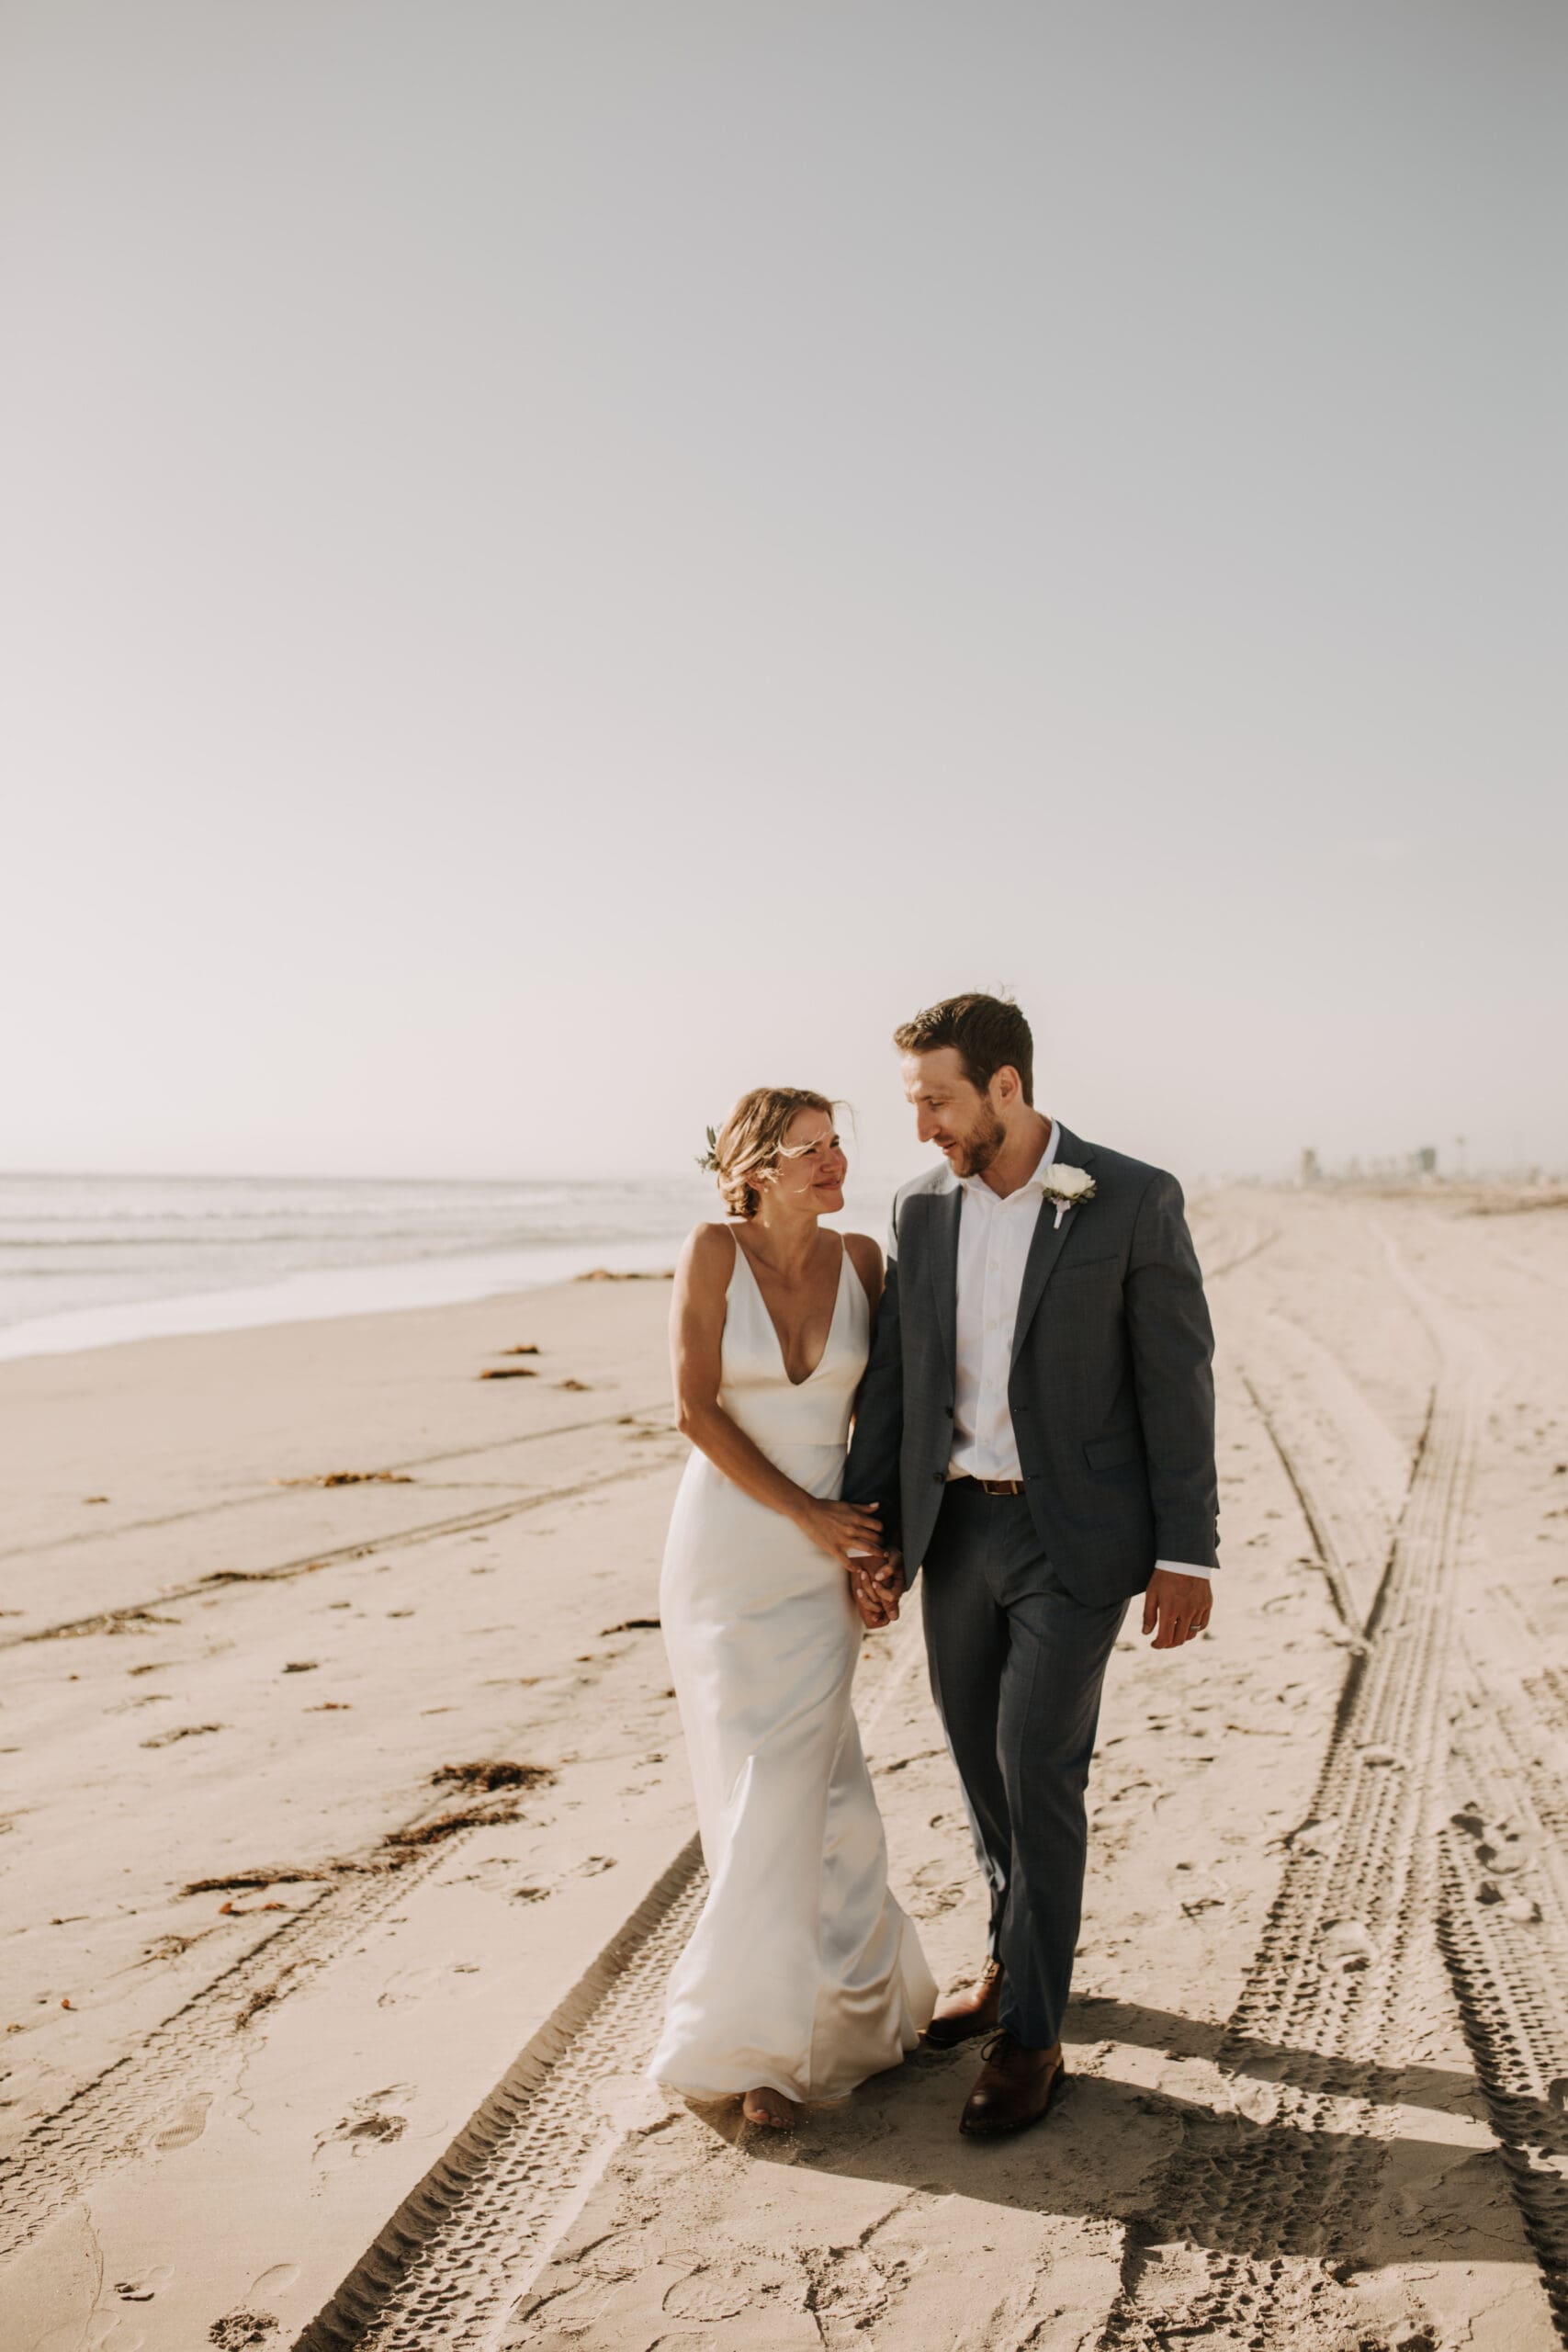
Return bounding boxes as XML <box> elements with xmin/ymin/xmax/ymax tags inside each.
<box><xmin>692</xmin><ymin>1993</ymin><xmax>1529</xmax><ymax>2274</ymax></box>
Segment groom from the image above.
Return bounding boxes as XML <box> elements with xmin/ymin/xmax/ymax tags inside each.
<box><xmin>844</xmin><ymin>992</ymin><xmax>1219</xmax><ymax>2137</ymax></box>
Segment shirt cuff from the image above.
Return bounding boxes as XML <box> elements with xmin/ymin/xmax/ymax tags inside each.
<box><xmin>1155</xmin><ymin>1559</ymin><xmax>1213</xmax><ymax>1579</ymax></box>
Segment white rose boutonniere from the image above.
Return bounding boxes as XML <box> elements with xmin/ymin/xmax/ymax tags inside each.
<box><xmin>1042</xmin><ymin>1164</ymin><xmax>1096</xmax><ymax>1230</ymax></box>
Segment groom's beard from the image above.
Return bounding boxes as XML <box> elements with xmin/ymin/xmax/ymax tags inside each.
<box><xmin>949</xmin><ymin>1105</ymin><xmax>1007</xmax><ymax>1178</ymax></box>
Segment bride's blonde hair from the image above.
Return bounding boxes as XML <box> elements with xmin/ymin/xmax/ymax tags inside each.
<box><xmin>709</xmin><ymin>1087</ymin><xmax>837</xmax><ymax>1219</ymax></box>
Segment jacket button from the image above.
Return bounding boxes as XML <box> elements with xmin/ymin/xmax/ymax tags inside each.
<box><xmin>931</xmin><ymin>1471</ymin><xmax>946</xmax><ymax>1485</ymax></box>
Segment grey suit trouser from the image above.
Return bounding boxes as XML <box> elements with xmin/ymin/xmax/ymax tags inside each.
<box><xmin>921</xmin><ymin>1481</ymin><xmax>1130</xmax><ymax>2052</ymax></box>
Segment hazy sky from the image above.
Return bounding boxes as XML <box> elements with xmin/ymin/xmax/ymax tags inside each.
<box><xmin>4</xmin><ymin>3</ymin><xmax>1562</xmax><ymax>1186</ymax></box>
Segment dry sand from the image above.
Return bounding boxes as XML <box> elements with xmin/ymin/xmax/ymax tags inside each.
<box><xmin>2</xmin><ymin>1189</ymin><xmax>1566</xmax><ymax>2351</ymax></box>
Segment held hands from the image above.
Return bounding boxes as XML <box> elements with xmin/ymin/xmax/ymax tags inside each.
<box><xmin>795</xmin><ymin>1497</ymin><xmax>902</xmax><ymax>1628</ymax></box>
<box><xmin>849</xmin><ymin>1547</ymin><xmax>905</xmax><ymax>1630</ymax></box>
<box><xmin>1142</xmin><ymin>1568</ymin><xmax>1213</xmax><ymax>1649</ymax></box>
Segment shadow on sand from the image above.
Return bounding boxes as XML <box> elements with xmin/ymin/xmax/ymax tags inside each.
<box><xmin>691</xmin><ymin>1992</ymin><xmax>1537</xmax><ymax>2281</ymax></box>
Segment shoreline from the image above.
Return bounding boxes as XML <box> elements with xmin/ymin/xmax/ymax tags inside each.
<box><xmin>0</xmin><ymin>1194</ymin><xmax>897</xmax><ymax>1367</ymax></box>
<box><xmin>0</xmin><ymin>1235</ymin><xmax>687</xmax><ymax>1366</ymax></box>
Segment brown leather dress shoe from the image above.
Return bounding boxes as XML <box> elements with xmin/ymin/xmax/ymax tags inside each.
<box><xmin>923</xmin><ymin>1958</ymin><xmax>1004</xmax><ymax>2050</ymax></box>
<box><xmin>958</xmin><ymin>2032</ymin><xmax>1066</xmax><ymax>2137</ymax></box>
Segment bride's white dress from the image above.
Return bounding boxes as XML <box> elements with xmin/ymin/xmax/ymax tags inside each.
<box><xmin>648</xmin><ymin>1232</ymin><xmax>935</xmax><ymax>2104</ymax></box>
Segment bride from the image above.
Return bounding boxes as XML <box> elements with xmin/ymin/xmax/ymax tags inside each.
<box><xmin>647</xmin><ymin>1087</ymin><xmax>936</xmax><ymax>2127</ymax></box>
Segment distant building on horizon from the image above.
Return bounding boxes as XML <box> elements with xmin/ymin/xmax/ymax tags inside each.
<box><xmin>1299</xmin><ymin>1143</ymin><xmax>1438</xmax><ymax>1186</ymax></box>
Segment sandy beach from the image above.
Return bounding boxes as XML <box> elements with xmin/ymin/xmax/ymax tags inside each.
<box><xmin>4</xmin><ymin>1186</ymin><xmax>1567</xmax><ymax>2351</ymax></box>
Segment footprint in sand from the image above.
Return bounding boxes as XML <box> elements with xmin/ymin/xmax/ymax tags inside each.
<box><xmin>592</xmin><ymin>2074</ymin><xmax>667</xmax><ymax>2132</ymax></box>
<box><xmin>375</xmin><ymin>1961</ymin><xmax>486</xmax><ymax>2010</ymax></box>
<box><xmin>316</xmin><ymin>2096</ymin><xmax>411</xmax><ymax>2166</ymax></box>
<box><xmin>209</xmin><ymin>2311</ymin><xmax>280</xmax><ymax>2347</ymax></box>
<box><xmin>114</xmin><ymin>2261</ymin><xmax>175</xmax><ymax>2301</ymax></box>
<box><xmin>153</xmin><ymin>2091</ymin><xmax>211</xmax><ymax>2151</ymax></box>
<box><xmin>662</xmin><ymin>2267</ymin><xmax>755</xmax><ymax>2321</ymax></box>
<box><xmin>907</xmin><ymin>1856</ymin><xmax>964</xmax><ymax>1917</ymax></box>
<box><xmin>248</xmin><ymin>2265</ymin><xmax>301</xmax><ymax>2298</ymax></box>
<box><xmin>324</xmin><ymin>2107</ymin><xmax>409</xmax><ymax>2154</ymax></box>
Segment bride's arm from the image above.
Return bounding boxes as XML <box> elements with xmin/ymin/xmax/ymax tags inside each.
<box><xmin>671</xmin><ymin>1224</ymin><xmax>886</xmax><ymax>1574</ymax></box>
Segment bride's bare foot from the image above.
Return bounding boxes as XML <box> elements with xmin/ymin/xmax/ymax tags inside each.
<box><xmin>742</xmin><ymin>2085</ymin><xmax>797</xmax><ymax>2129</ymax></box>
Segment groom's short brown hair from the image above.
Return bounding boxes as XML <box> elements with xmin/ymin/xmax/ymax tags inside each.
<box><xmin>893</xmin><ymin>992</ymin><xmax>1034</xmax><ymax>1105</ymax></box>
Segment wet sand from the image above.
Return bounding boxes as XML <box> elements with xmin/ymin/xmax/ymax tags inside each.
<box><xmin>3</xmin><ymin>1189</ymin><xmax>1566</xmax><ymax>2349</ymax></box>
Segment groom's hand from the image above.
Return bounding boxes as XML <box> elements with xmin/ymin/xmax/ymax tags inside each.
<box><xmin>852</xmin><ymin>1548</ymin><xmax>904</xmax><ymax>1626</ymax></box>
<box><xmin>870</xmin><ymin>1543</ymin><xmax>901</xmax><ymax>1585</ymax></box>
<box><xmin>1142</xmin><ymin>1569</ymin><xmax>1213</xmax><ymax>1649</ymax></box>
<box><xmin>871</xmin><ymin>1549</ymin><xmax>906</xmax><ymax>1616</ymax></box>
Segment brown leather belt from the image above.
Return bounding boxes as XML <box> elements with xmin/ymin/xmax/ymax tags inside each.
<box><xmin>947</xmin><ymin>1474</ymin><xmax>1026</xmax><ymax>1497</ymax></box>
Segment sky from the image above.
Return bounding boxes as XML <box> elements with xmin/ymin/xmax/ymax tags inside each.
<box><xmin>3</xmin><ymin>2</ymin><xmax>1562</xmax><ymax>1188</ymax></box>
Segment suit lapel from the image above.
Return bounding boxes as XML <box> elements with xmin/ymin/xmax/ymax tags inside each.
<box><xmin>926</xmin><ymin>1177</ymin><xmax>962</xmax><ymax>1382</ymax></box>
<box><xmin>1010</xmin><ymin>1124</ymin><xmax>1097</xmax><ymax>1367</ymax></box>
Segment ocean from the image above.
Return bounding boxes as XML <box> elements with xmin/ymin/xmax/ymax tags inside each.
<box><xmin>0</xmin><ymin>1170</ymin><xmax>716</xmax><ymax>1360</ymax></box>
<box><xmin>0</xmin><ymin>1169</ymin><xmax>899</xmax><ymax>1361</ymax></box>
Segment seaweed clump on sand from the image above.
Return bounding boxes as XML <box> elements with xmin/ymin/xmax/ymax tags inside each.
<box><xmin>275</xmin><ymin>1469</ymin><xmax>414</xmax><ymax>1487</ymax></box>
<box><xmin>430</xmin><ymin>1758</ymin><xmax>556</xmax><ymax>1792</ymax></box>
<box><xmin>574</xmin><ymin>1267</ymin><xmax>674</xmax><ymax>1282</ymax></box>
<box><xmin>380</xmin><ymin>1805</ymin><xmax>522</xmax><ymax>1849</ymax></box>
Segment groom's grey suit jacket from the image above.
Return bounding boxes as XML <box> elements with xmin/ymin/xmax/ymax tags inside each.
<box><xmin>842</xmin><ymin>1125</ymin><xmax>1219</xmax><ymax>1605</ymax></box>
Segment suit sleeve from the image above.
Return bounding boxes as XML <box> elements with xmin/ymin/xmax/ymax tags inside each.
<box><xmin>842</xmin><ymin>1197</ymin><xmax>906</xmax><ymax>1547</ymax></box>
<box><xmin>1126</xmin><ymin>1172</ymin><xmax>1220</xmax><ymax>1571</ymax></box>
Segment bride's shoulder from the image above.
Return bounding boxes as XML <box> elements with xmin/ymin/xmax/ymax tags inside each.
<box><xmin>673</xmin><ymin>1221</ymin><xmax>740</xmax><ymax>1313</ymax></box>
<box><xmin>680</xmin><ymin>1219</ymin><xmax>741</xmax><ymax>1272</ymax></box>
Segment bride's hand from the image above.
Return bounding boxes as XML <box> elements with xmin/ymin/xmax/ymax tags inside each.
<box><xmin>795</xmin><ymin>1497</ymin><xmax>883</xmax><ymax>1572</ymax></box>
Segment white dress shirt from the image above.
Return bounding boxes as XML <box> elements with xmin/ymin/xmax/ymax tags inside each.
<box><xmin>947</xmin><ymin>1117</ymin><xmax>1213</xmax><ymax>1581</ymax></box>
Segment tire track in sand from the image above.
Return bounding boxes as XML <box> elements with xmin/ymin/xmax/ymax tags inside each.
<box><xmin>290</xmin><ymin>1619</ymin><xmax>927</xmax><ymax>2350</ymax></box>
<box><xmin>1100</xmin><ymin>1231</ymin><xmax>1487</xmax><ymax>2348</ymax></box>
<box><xmin>1383</xmin><ymin>1232</ymin><xmax>1568</xmax><ymax>2337</ymax></box>
<box><xmin>1235</xmin><ymin>1302</ymin><xmax>1418</xmax><ymax>1638</ymax></box>
<box><xmin>5</xmin><ymin>1444</ymin><xmax>675</xmax><ymax>1652</ymax></box>
<box><xmin>1440</xmin><ymin>1633</ymin><xmax>1568</xmax><ymax>2335</ymax></box>
<box><xmin>0</xmin><ymin>1400</ymin><xmax>674</xmax><ymax>1573</ymax></box>
<box><xmin>295</xmin><ymin>1843</ymin><xmax>707</xmax><ymax>2351</ymax></box>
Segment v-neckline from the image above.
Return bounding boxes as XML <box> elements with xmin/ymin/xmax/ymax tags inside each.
<box><xmin>733</xmin><ymin>1234</ymin><xmax>846</xmax><ymax>1388</ymax></box>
